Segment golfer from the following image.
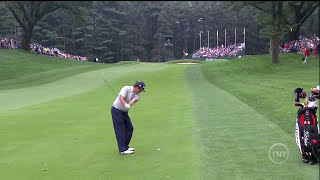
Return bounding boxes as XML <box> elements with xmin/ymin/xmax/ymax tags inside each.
<box><xmin>111</xmin><ymin>81</ymin><xmax>145</xmax><ymax>155</ymax></box>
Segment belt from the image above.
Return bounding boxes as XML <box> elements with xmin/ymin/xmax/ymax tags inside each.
<box><xmin>112</xmin><ymin>104</ymin><xmax>128</xmax><ymax>113</ymax></box>
<box><xmin>112</xmin><ymin>104</ymin><xmax>120</xmax><ymax>110</ymax></box>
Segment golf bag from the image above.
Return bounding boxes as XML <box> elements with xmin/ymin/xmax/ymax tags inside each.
<box><xmin>294</xmin><ymin>87</ymin><xmax>320</xmax><ymax>164</ymax></box>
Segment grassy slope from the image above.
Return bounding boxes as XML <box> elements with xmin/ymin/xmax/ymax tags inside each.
<box><xmin>0</xmin><ymin>49</ymin><xmax>200</xmax><ymax>179</ymax></box>
<box><xmin>185</xmin><ymin>53</ymin><xmax>319</xmax><ymax>179</ymax></box>
<box><xmin>185</xmin><ymin>65</ymin><xmax>319</xmax><ymax>180</ymax></box>
<box><xmin>0</xmin><ymin>49</ymin><xmax>107</xmax><ymax>90</ymax></box>
<box><xmin>201</xmin><ymin>53</ymin><xmax>319</xmax><ymax>134</ymax></box>
<box><xmin>0</xmin><ymin>49</ymin><xmax>102</xmax><ymax>79</ymax></box>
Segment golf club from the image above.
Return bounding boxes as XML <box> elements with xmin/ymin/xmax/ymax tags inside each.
<box><xmin>102</xmin><ymin>72</ymin><xmax>117</xmax><ymax>96</ymax></box>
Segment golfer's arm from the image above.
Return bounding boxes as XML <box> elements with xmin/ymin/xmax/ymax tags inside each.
<box><xmin>120</xmin><ymin>95</ymin><xmax>127</xmax><ymax>106</ymax></box>
<box><xmin>120</xmin><ymin>96</ymin><xmax>138</xmax><ymax>106</ymax></box>
<box><xmin>128</xmin><ymin>99</ymin><xmax>138</xmax><ymax>106</ymax></box>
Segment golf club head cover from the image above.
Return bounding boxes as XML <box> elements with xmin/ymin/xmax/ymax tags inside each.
<box><xmin>311</xmin><ymin>88</ymin><xmax>320</xmax><ymax>99</ymax></box>
<box><xmin>294</xmin><ymin>87</ymin><xmax>303</xmax><ymax>95</ymax></box>
<box><xmin>294</xmin><ymin>87</ymin><xmax>305</xmax><ymax>106</ymax></box>
<box><xmin>294</xmin><ymin>87</ymin><xmax>302</xmax><ymax>100</ymax></box>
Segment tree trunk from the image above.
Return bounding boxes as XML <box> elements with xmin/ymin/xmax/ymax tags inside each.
<box><xmin>289</xmin><ymin>26</ymin><xmax>301</xmax><ymax>41</ymax></box>
<box><xmin>186</xmin><ymin>39</ymin><xmax>188</xmax><ymax>54</ymax></box>
<box><xmin>271</xmin><ymin>35</ymin><xmax>279</xmax><ymax>64</ymax></box>
<box><xmin>117</xmin><ymin>33</ymin><xmax>120</xmax><ymax>61</ymax></box>
<box><xmin>72</xmin><ymin>28</ymin><xmax>75</xmax><ymax>55</ymax></box>
<box><xmin>21</xmin><ymin>26</ymin><xmax>33</xmax><ymax>51</ymax></box>
<box><xmin>130</xmin><ymin>39</ymin><xmax>133</xmax><ymax>61</ymax></box>
<box><xmin>158</xmin><ymin>38</ymin><xmax>161</xmax><ymax>62</ymax></box>
<box><xmin>269</xmin><ymin>37</ymin><xmax>272</xmax><ymax>54</ymax></box>
<box><xmin>270</xmin><ymin>1</ymin><xmax>282</xmax><ymax>64</ymax></box>
<box><xmin>193</xmin><ymin>33</ymin><xmax>196</xmax><ymax>52</ymax></box>
<box><xmin>14</xmin><ymin>25</ymin><xmax>17</xmax><ymax>38</ymax></box>
<box><xmin>62</xmin><ymin>25</ymin><xmax>66</xmax><ymax>52</ymax></box>
<box><xmin>120</xmin><ymin>36</ymin><xmax>123</xmax><ymax>61</ymax></box>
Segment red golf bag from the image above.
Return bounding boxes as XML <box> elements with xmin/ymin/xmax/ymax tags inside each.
<box><xmin>294</xmin><ymin>87</ymin><xmax>320</xmax><ymax>164</ymax></box>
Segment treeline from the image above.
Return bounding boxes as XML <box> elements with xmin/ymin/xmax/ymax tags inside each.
<box><xmin>0</xmin><ymin>1</ymin><xmax>318</xmax><ymax>63</ymax></box>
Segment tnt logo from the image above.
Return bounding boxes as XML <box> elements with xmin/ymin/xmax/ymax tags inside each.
<box><xmin>268</xmin><ymin>143</ymin><xmax>289</xmax><ymax>164</ymax></box>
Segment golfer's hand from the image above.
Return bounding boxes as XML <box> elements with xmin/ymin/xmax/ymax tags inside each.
<box><xmin>125</xmin><ymin>103</ymin><xmax>130</xmax><ymax>109</ymax></box>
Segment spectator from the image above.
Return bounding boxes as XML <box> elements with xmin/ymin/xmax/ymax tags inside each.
<box><xmin>305</xmin><ymin>47</ymin><xmax>309</xmax><ymax>57</ymax></box>
<box><xmin>279</xmin><ymin>35</ymin><xmax>319</xmax><ymax>56</ymax></box>
<box><xmin>192</xmin><ymin>42</ymin><xmax>245</xmax><ymax>59</ymax></box>
<box><xmin>0</xmin><ymin>37</ymin><xmax>88</xmax><ymax>61</ymax></box>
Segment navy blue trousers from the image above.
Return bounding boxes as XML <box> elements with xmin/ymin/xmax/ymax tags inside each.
<box><xmin>111</xmin><ymin>106</ymin><xmax>133</xmax><ymax>152</ymax></box>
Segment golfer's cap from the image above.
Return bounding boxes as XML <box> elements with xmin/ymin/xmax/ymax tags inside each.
<box><xmin>135</xmin><ymin>81</ymin><xmax>145</xmax><ymax>92</ymax></box>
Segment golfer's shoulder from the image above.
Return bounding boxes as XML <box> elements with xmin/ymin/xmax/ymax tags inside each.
<box><xmin>119</xmin><ymin>86</ymin><xmax>130</xmax><ymax>94</ymax></box>
<box><xmin>121</xmin><ymin>86</ymin><xmax>131</xmax><ymax>90</ymax></box>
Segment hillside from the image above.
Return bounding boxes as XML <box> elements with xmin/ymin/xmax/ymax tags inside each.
<box><xmin>201</xmin><ymin>53</ymin><xmax>319</xmax><ymax>134</ymax></box>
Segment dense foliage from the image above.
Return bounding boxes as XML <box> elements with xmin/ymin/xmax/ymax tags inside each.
<box><xmin>1</xmin><ymin>1</ymin><xmax>319</xmax><ymax>63</ymax></box>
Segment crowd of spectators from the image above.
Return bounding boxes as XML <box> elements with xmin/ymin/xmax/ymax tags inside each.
<box><xmin>2</xmin><ymin>35</ymin><xmax>318</xmax><ymax>61</ymax></box>
<box><xmin>192</xmin><ymin>42</ymin><xmax>245</xmax><ymax>59</ymax></box>
<box><xmin>30</xmin><ymin>44</ymin><xmax>88</xmax><ymax>61</ymax></box>
<box><xmin>279</xmin><ymin>35</ymin><xmax>319</xmax><ymax>56</ymax></box>
<box><xmin>1</xmin><ymin>37</ymin><xmax>88</xmax><ymax>61</ymax></box>
<box><xmin>0</xmin><ymin>37</ymin><xmax>21</xmax><ymax>49</ymax></box>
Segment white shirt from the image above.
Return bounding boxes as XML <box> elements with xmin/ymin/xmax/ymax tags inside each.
<box><xmin>113</xmin><ymin>86</ymin><xmax>140</xmax><ymax>112</ymax></box>
<box><xmin>307</xmin><ymin>100</ymin><xmax>318</xmax><ymax>108</ymax></box>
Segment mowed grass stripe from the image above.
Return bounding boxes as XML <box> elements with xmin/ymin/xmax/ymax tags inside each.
<box><xmin>0</xmin><ymin>63</ymin><xmax>168</xmax><ymax>113</ymax></box>
<box><xmin>185</xmin><ymin>65</ymin><xmax>319</xmax><ymax>180</ymax></box>
<box><xmin>0</xmin><ymin>65</ymin><xmax>103</xmax><ymax>90</ymax></box>
<box><xmin>0</xmin><ymin>63</ymin><xmax>201</xmax><ymax>179</ymax></box>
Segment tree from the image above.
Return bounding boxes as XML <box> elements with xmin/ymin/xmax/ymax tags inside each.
<box><xmin>226</xmin><ymin>1</ymin><xmax>270</xmax><ymax>55</ymax></box>
<box><xmin>247</xmin><ymin>1</ymin><xmax>289</xmax><ymax>64</ymax></box>
<box><xmin>119</xmin><ymin>1</ymin><xmax>148</xmax><ymax>62</ymax></box>
<box><xmin>0</xmin><ymin>3</ymin><xmax>19</xmax><ymax>39</ymax></box>
<box><xmin>151</xmin><ymin>2</ymin><xmax>174</xmax><ymax>62</ymax></box>
<box><xmin>79</xmin><ymin>1</ymin><xmax>126</xmax><ymax>63</ymax></box>
<box><xmin>3</xmin><ymin>2</ymin><xmax>317</xmax><ymax>62</ymax></box>
<box><xmin>286</xmin><ymin>1</ymin><xmax>319</xmax><ymax>41</ymax></box>
<box><xmin>270</xmin><ymin>2</ymin><xmax>285</xmax><ymax>64</ymax></box>
<box><xmin>5</xmin><ymin>1</ymin><xmax>89</xmax><ymax>51</ymax></box>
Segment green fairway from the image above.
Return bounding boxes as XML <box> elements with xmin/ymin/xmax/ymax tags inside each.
<box><xmin>0</xmin><ymin>49</ymin><xmax>319</xmax><ymax>179</ymax></box>
<box><xmin>0</xmin><ymin>49</ymin><xmax>201</xmax><ymax>179</ymax></box>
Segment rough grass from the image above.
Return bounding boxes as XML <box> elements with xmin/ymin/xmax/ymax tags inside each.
<box><xmin>193</xmin><ymin>53</ymin><xmax>319</xmax><ymax>179</ymax></box>
<box><xmin>200</xmin><ymin>53</ymin><xmax>319</xmax><ymax>134</ymax></box>
<box><xmin>0</xmin><ymin>49</ymin><xmax>106</xmax><ymax>90</ymax></box>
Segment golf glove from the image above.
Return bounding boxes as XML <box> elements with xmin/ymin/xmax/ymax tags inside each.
<box><xmin>125</xmin><ymin>103</ymin><xmax>130</xmax><ymax>109</ymax></box>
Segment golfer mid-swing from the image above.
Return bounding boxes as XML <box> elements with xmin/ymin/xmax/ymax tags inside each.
<box><xmin>111</xmin><ymin>81</ymin><xmax>145</xmax><ymax>155</ymax></box>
